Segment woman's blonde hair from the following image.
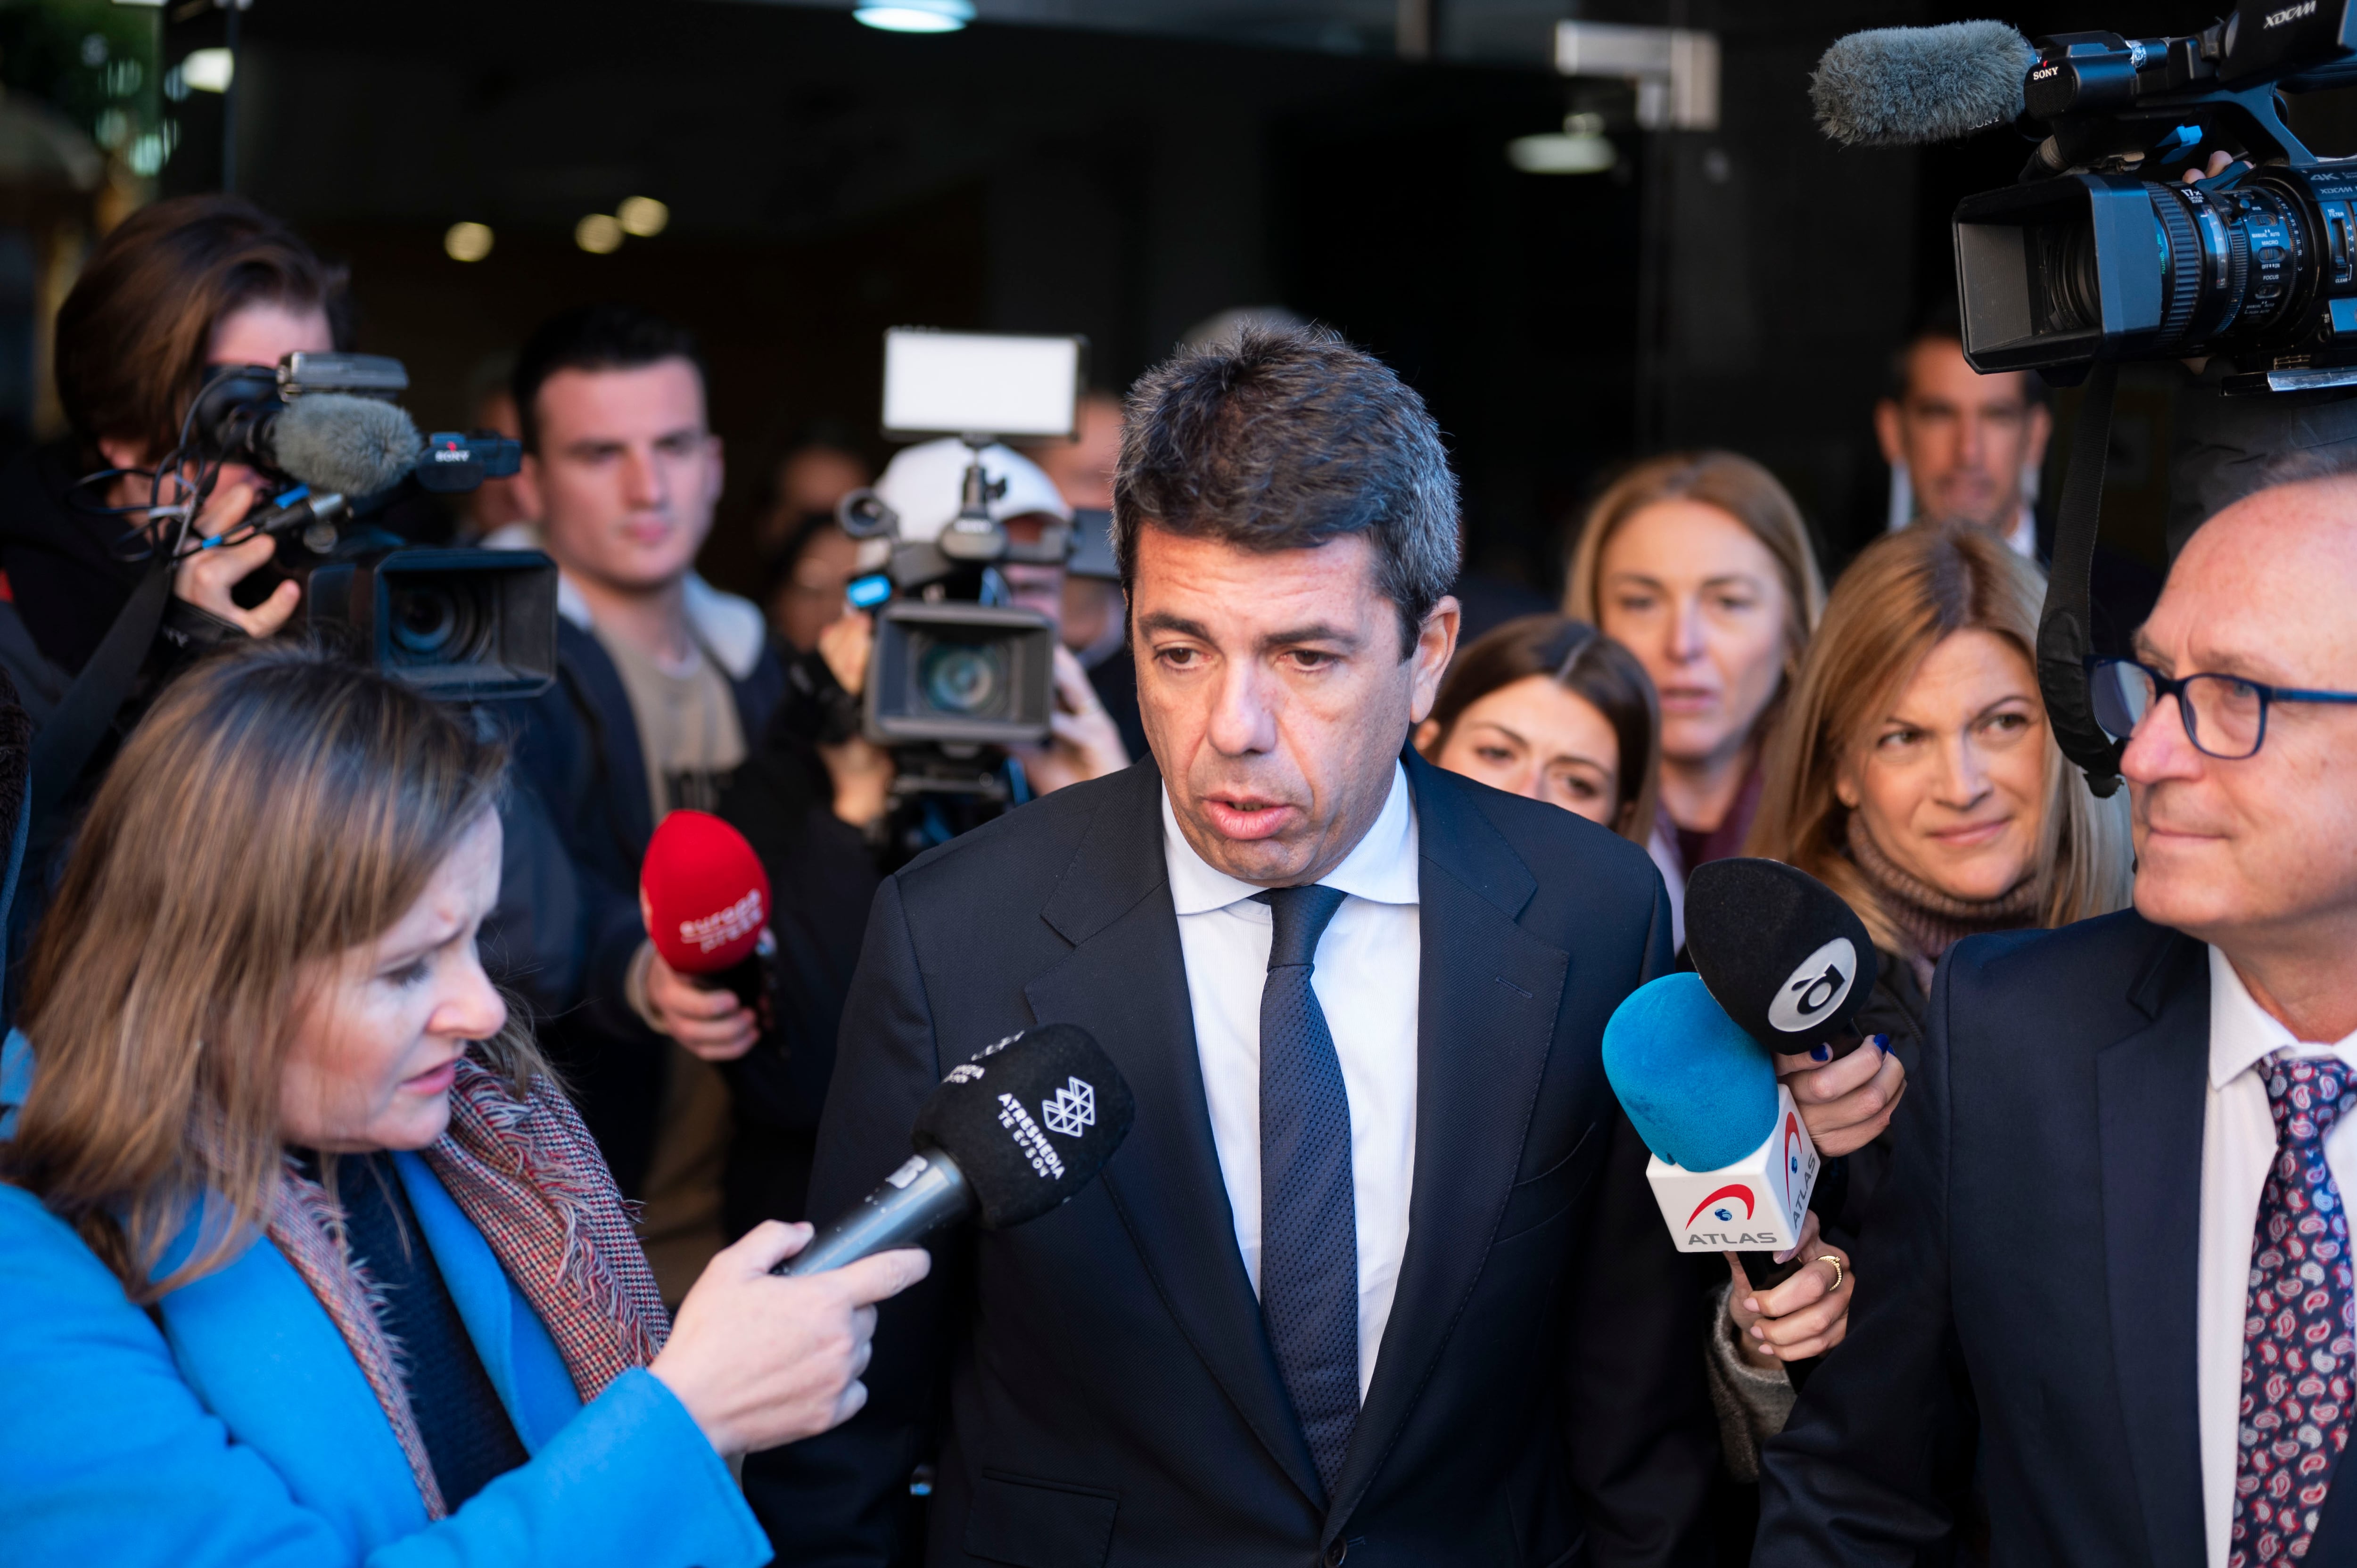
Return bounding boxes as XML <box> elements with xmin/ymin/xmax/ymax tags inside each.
<box><xmin>1564</xmin><ymin>451</ymin><xmax>1828</xmax><ymax>728</ymax></box>
<box><xmin>1745</xmin><ymin>520</ymin><xmax>2133</xmax><ymax>954</ymax></box>
<box><xmin>1</xmin><ymin>644</ymin><xmax>544</xmax><ymax>1301</ymax></box>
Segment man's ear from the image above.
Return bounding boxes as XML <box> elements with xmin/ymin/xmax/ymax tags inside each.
<box><xmin>2024</xmin><ymin>401</ymin><xmax>2053</xmax><ymax>469</ymax></box>
<box><xmin>512</xmin><ymin>451</ymin><xmax>544</xmax><ymax>524</ymax></box>
<box><xmin>1408</xmin><ymin>595</ymin><xmax>1461</xmax><ymax>726</ymax></box>
<box><xmin>1872</xmin><ymin>398</ymin><xmax>1907</xmax><ymax>468</ymax></box>
<box><xmin>1412</xmin><ymin>716</ymin><xmax>1441</xmax><ymax>757</ymax></box>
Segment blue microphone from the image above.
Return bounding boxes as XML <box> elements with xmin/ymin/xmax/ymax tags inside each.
<box><xmin>1604</xmin><ymin>973</ymin><xmax>1824</xmax><ymax>1315</ymax></box>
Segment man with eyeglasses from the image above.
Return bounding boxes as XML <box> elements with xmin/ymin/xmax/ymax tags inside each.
<box><xmin>1756</xmin><ymin>465</ymin><xmax>2357</xmax><ymax>1564</ymax></box>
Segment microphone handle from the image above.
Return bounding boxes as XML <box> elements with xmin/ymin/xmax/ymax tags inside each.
<box><xmin>688</xmin><ymin>934</ymin><xmax>781</xmax><ymax>1036</ymax></box>
<box><xmin>775</xmin><ymin>1148</ymin><xmax>973</xmax><ymax>1277</ymax></box>
<box><xmin>1732</xmin><ymin>1248</ymin><xmax>1821</xmax><ymax>1391</ymax></box>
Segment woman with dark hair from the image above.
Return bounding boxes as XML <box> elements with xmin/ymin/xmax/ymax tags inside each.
<box><xmin>0</xmin><ymin>195</ymin><xmax>345</xmax><ymax>823</ymax></box>
<box><xmin>0</xmin><ymin>645</ymin><xmax>924</xmax><ymax>1563</ymax></box>
<box><xmin>1416</xmin><ymin>614</ymin><xmax>1659</xmax><ymax>840</ymax></box>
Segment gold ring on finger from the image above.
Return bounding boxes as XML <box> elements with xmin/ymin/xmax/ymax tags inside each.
<box><xmin>1816</xmin><ymin>1254</ymin><xmax>1846</xmax><ymax>1293</ymax></box>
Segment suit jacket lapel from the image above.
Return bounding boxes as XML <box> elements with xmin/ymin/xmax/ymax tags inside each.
<box><xmin>1326</xmin><ymin>754</ymin><xmax>1567</xmax><ymax>1528</ymax></box>
<box><xmin>1021</xmin><ymin>762</ymin><xmax>1325</xmax><ymax>1505</ymax></box>
<box><xmin>2096</xmin><ymin>930</ymin><xmax>2210</xmax><ymax>1568</ymax></box>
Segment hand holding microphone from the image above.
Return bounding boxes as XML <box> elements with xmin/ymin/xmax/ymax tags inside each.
<box><xmin>639</xmin><ymin>811</ymin><xmax>781</xmax><ymax>1063</ymax></box>
<box><xmin>1606</xmin><ymin>859</ymin><xmax>1885</xmax><ymax>1382</ymax></box>
<box><xmin>775</xmin><ymin>1022</ymin><xmax>1134</xmax><ymax>1277</ymax></box>
<box><xmin>1684</xmin><ymin>859</ymin><xmax>1904</xmax><ymax>1158</ymax></box>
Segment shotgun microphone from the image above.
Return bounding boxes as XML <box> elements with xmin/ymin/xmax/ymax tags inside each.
<box><xmin>1810</xmin><ymin>20</ymin><xmax>2036</xmax><ymax>147</ymax></box>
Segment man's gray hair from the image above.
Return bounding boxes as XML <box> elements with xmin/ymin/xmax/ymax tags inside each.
<box><xmin>1112</xmin><ymin>324</ymin><xmax>1461</xmax><ymax>655</ymax></box>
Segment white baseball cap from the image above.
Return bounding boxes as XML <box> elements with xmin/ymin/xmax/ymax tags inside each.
<box><xmin>872</xmin><ymin>438</ymin><xmax>1072</xmax><ymax>544</ymax></box>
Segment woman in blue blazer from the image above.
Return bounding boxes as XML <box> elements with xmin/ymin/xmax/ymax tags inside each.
<box><xmin>0</xmin><ymin>645</ymin><xmax>926</xmax><ymax>1567</ymax></box>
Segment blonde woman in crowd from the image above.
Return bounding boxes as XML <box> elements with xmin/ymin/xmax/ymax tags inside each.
<box><xmin>1566</xmin><ymin>451</ymin><xmax>1827</xmax><ymax>947</ymax></box>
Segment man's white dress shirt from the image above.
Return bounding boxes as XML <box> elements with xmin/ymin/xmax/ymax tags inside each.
<box><xmin>1160</xmin><ymin>763</ymin><xmax>1420</xmax><ymax>1400</ymax></box>
<box><xmin>2198</xmin><ymin>947</ymin><xmax>2357</xmax><ymax>1568</ymax></box>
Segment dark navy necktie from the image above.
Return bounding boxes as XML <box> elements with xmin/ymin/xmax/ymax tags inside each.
<box><xmin>1254</xmin><ymin>882</ymin><xmax>1359</xmax><ymax>1501</ymax></box>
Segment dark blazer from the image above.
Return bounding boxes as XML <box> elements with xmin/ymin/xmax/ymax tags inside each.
<box><xmin>1756</xmin><ymin>909</ymin><xmax>2357</xmax><ymax>1564</ymax></box>
<box><xmin>505</xmin><ymin>616</ymin><xmax>785</xmax><ymax>1194</ymax></box>
<box><xmin>745</xmin><ymin>748</ymin><xmax>1717</xmax><ymax>1568</ymax></box>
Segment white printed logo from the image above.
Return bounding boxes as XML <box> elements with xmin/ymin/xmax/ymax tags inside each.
<box><xmin>945</xmin><ymin>1064</ymin><xmax>984</xmax><ymax>1084</ymax></box>
<box><xmin>1765</xmin><ymin>938</ymin><xmax>1858</xmax><ymax>1033</ymax></box>
<box><xmin>1041</xmin><ymin>1076</ymin><xmax>1096</xmax><ymax>1138</ymax></box>
<box><xmin>676</xmin><ymin>888</ymin><xmax>764</xmax><ymax>955</ymax></box>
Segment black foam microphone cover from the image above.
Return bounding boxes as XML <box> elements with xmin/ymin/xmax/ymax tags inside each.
<box><xmin>1684</xmin><ymin>858</ymin><xmax>1878</xmax><ymax>1058</ymax></box>
<box><xmin>912</xmin><ymin>1023</ymin><xmax>1135</xmax><ymax>1230</ymax></box>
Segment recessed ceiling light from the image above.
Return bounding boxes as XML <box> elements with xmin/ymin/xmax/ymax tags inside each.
<box><xmin>854</xmin><ymin>0</ymin><xmax>973</xmax><ymax>33</ymax></box>
<box><xmin>575</xmin><ymin>214</ymin><xmax>624</xmax><ymax>255</ymax></box>
<box><xmin>444</xmin><ymin>222</ymin><xmax>494</xmax><ymax>263</ymax></box>
<box><xmin>617</xmin><ymin>196</ymin><xmax>668</xmax><ymax>238</ymax></box>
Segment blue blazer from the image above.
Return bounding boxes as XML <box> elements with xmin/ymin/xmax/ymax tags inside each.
<box><xmin>0</xmin><ymin>1040</ymin><xmax>771</xmax><ymax>1568</ymax></box>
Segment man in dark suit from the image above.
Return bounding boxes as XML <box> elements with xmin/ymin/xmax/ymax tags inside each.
<box><xmin>745</xmin><ymin>326</ymin><xmax>1715</xmax><ymax>1566</ymax></box>
<box><xmin>1757</xmin><ymin>460</ymin><xmax>2357</xmax><ymax>1564</ymax></box>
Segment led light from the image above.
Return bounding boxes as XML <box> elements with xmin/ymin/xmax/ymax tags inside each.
<box><xmin>617</xmin><ymin>196</ymin><xmax>668</xmax><ymax>238</ymax></box>
<box><xmin>180</xmin><ymin>48</ymin><xmax>234</xmax><ymax>94</ymax></box>
<box><xmin>444</xmin><ymin>222</ymin><xmax>494</xmax><ymax>263</ymax></box>
<box><xmin>575</xmin><ymin>214</ymin><xmax>624</xmax><ymax>255</ymax></box>
<box><xmin>853</xmin><ymin>0</ymin><xmax>972</xmax><ymax>33</ymax></box>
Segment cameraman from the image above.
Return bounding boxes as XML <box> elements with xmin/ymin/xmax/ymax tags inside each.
<box><xmin>783</xmin><ymin>437</ymin><xmax>1129</xmax><ymax>841</ymax></box>
<box><xmin>0</xmin><ymin>196</ymin><xmax>336</xmax><ymax>830</ymax></box>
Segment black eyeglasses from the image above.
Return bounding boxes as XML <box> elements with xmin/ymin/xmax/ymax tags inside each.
<box><xmin>2087</xmin><ymin>657</ymin><xmax>2357</xmax><ymax>760</ymax></box>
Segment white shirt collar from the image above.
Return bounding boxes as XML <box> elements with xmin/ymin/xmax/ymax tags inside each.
<box><xmin>1160</xmin><ymin>762</ymin><xmax>1418</xmax><ymax>917</ymax></box>
<box><xmin>2207</xmin><ymin>945</ymin><xmax>2357</xmax><ymax>1088</ymax></box>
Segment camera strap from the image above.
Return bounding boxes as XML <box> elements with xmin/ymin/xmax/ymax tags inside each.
<box><xmin>2036</xmin><ymin>360</ymin><xmax>2126</xmax><ymax>798</ymax></box>
<box><xmin>27</xmin><ymin>557</ymin><xmax>173</xmax><ymax>830</ymax></box>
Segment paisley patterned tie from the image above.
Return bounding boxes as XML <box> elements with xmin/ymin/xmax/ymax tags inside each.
<box><xmin>2233</xmin><ymin>1052</ymin><xmax>2357</xmax><ymax>1566</ymax></box>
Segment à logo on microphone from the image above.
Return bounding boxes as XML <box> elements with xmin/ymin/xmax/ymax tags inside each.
<box><xmin>677</xmin><ymin>888</ymin><xmax>764</xmax><ymax>954</ymax></box>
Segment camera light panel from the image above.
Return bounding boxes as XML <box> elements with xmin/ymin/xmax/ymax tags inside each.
<box><xmin>881</xmin><ymin>328</ymin><xmax>1083</xmax><ymax>441</ymax></box>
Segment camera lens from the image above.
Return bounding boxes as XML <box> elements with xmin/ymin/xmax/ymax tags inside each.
<box><xmin>2031</xmin><ymin>219</ymin><xmax>2104</xmax><ymax>335</ymax></box>
<box><xmin>386</xmin><ymin>581</ymin><xmax>493</xmax><ymax>667</ymax></box>
<box><xmin>919</xmin><ymin>640</ymin><xmax>1005</xmax><ymax>717</ymax></box>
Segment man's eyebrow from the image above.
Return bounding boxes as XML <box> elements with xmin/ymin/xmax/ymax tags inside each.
<box><xmin>1261</xmin><ymin>622</ymin><xmax>1360</xmax><ymax>651</ymax></box>
<box><xmin>1136</xmin><ymin>610</ymin><xmax>1210</xmax><ymax>640</ymax></box>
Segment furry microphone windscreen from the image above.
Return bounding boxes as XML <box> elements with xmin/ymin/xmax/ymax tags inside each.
<box><xmin>1602</xmin><ymin>972</ymin><xmax>1779</xmax><ymax>1172</ymax></box>
<box><xmin>1811</xmin><ymin>20</ymin><xmax>2035</xmax><ymax>147</ymax></box>
<box><xmin>269</xmin><ymin>394</ymin><xmax>425</xmax><ymax>496</ymax></box>
<box><xmin>1683</xmin><ymin>858</ymin><xmax>1878</xmax><ymax>1058</ymax></box>
<box><xmin>912</xmin><ymin>1023</ymin><xmax>1136</xmax><ymax>1231</ymax></box>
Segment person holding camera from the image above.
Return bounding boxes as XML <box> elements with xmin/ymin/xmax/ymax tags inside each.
<box><xmin>0</xmin><ymin>196</ymin><xmax>336</xmax><ymax>853</ymax></box>
<box><xmin>1757</xmin><ymin>459</ymin><xmax>2357</xmax><ymax>1562</ymax></box>
<box><xmin>0</xmin><ymin>643</ymin><xmax>927</xmax><ymax>1566</ymax></box>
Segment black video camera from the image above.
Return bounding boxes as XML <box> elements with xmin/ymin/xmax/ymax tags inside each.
<box><xmin>1955</xmin><ymin>1</ymin><xmax>2357</xmax><ymax>394</ymax></box>
<box><xmin>830</xmin><ymin>329</ymin><xmax>1088</xmax><ymax>800</ymax></box>
<box><xmin>153</xmin><ymin>353</ymin><xmax>555</xmax><ymax>700</ymax></box>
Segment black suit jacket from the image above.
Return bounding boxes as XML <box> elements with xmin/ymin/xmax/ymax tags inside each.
<box><xmin>1757</xmin><ymin>910</ymin><xmax>2357</xmax><ymax>1564</ymax></box>
<box><xmin>745</xmin><ymin>748</ymin><xmax>1716</xmax><ymax>1568</ymax></box>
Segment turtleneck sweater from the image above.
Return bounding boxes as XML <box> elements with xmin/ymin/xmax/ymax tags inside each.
<box><xmin>1846</xmin><ymin>820</ymin><xmax>2045</xmax><ymax>991</ymax></box>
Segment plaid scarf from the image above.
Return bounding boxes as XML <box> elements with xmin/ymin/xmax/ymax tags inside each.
<box><xmin>264</xmin><ymin>1056</ymin><xmax>670</xmax><ymax>1519</ymax></box>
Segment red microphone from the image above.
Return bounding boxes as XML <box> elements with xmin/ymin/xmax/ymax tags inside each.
<box><xmin>639</xmin><ymin>810</ymin><xmax>780</xmax><ymax>1033</ymax></box>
